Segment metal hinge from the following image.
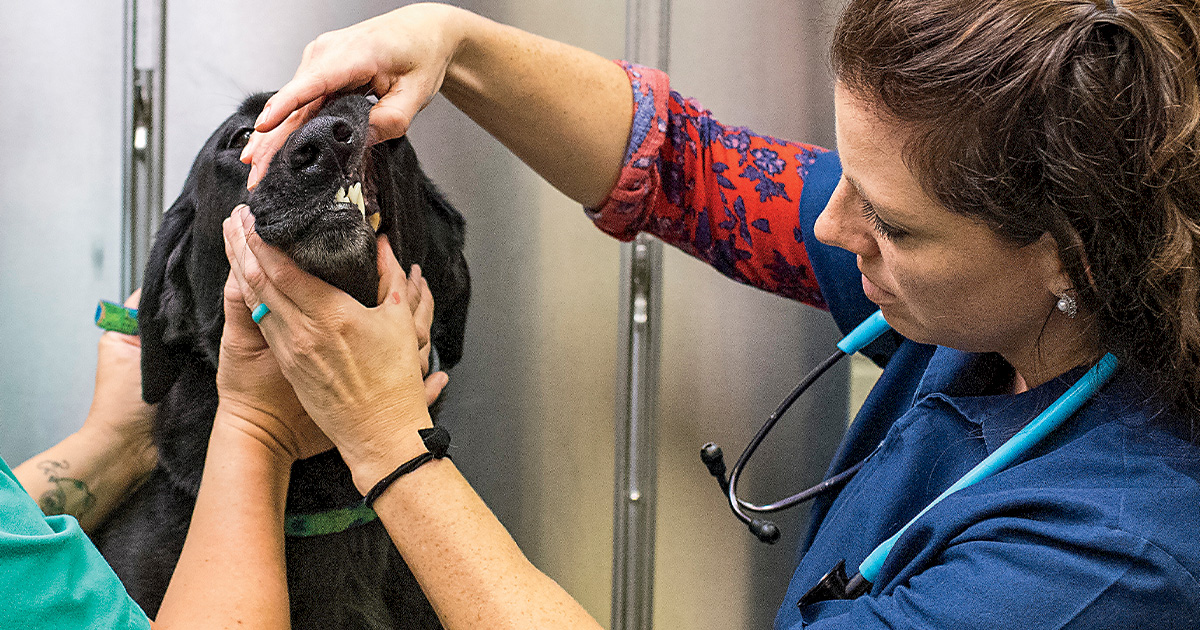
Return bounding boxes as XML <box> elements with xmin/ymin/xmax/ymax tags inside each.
<box><xmin>120</xmin><ymin>0</ymin><xmax>166</xmax><ymax>297</ymax></box>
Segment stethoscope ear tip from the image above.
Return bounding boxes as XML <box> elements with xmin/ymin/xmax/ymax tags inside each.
<box><xmin>750</xmin><ymin>518</ymin><xmax>781</xmax><ymax>544</ymax></box>
<box><xmin>700</xmin><ymin>442</ymin><xmax>727</xmax><ymax>481</ymax></box>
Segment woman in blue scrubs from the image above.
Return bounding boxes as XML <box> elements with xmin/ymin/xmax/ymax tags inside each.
<box><xmin>227</xmin><ymin>0</ymin><xmax>1200</xmax><ymax>628</ymax></box>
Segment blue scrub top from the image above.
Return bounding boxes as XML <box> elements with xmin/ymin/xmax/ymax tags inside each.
<box><xmin>0</xmin><ymin>456</ymin><xmax>151</xmax><ymax>629</ymax></box>
<box><xmin>776</xmin><ymin>151</ymin><xmax>1200</xmax><ymax>628</ymax></box>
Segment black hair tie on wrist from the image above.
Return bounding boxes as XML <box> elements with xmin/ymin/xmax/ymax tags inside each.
<box><xmin>362</xmin><ymin>426</ymin><xmax>451</xmax><ymax>507</ymax></box>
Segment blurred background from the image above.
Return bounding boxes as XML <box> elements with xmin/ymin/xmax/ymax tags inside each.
<box><xmin>0</xmin><ymin>1</ymin><xmax>860</xmax><ymax>628</ymax></box>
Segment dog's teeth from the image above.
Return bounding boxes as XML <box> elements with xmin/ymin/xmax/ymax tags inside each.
<box><xmin>369</xmin><ymin>212</ymin><xmax>381</xmax><ymax>232</ymax></box>
<box><xmin>349</xmin><ymin>182</ymin><xmax>366</xmax><ymax>215</ymax></box>
<box><xmin>335</xmin><ymin>187</ymin><xmax>348</xmax><ymax>204</ymax></box>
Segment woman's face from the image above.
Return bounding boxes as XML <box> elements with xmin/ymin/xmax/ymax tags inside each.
<box><xmin>816</xmin><ymin>84</ymin><xmax>1075</xmax><ymax>367</ymax></box>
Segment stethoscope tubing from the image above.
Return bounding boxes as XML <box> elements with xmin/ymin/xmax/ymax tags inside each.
<box><xmin>701</xmin><ymin>310</ymin><xmax>893</xmax><ymax>543</ymax></box>
<box><xmin>727</xmin><ymin>310</ymin><xmax>892</xmax><ymax>516</ymax></box>
<box><xmin>726</xmin><ymin>349</ymin><xmax>846</xmax><ymax>515</ymax></box>
<box><xmin>705</xmin><ymin>307</ymin><xmax>1120</xmax><ymax>596</ymax></box>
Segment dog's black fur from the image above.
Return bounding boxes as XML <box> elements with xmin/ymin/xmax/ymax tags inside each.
<box><xmin>92</xmin><ymin>93</ymin><xmax>469</xmax><ymax>629</ymax></box>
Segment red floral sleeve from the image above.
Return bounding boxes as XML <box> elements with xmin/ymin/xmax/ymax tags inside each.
<box><xmin>588</xmin><ymin>62</ymin><xmax>830</xmax><ymax>309</ymax></box>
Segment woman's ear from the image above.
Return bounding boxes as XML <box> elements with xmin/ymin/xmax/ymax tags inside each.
<box><xmin>1036</xmin><ymin>230</ymin><xmax>1095</xmax><ymax>322</ymax></box>
<box><xmin>1045</xmin><ymin>228</ymin><xmax>1095</xmax><ymax>290</ymax></box>
<box><xmin>1027</xmin><ymin>233</ymin><xmax>1068</xmax><ymax>294</ymax></box>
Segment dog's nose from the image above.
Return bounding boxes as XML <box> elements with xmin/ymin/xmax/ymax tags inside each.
<box><xmin>284</xmin><ymin>115</ymin><xmax>357</xmax><ymax>176</ymax></box>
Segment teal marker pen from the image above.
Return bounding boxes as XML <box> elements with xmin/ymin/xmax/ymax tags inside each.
<box><xmin>95</xmin><ymin>300</ymin><xmax>139</xmax><ymax>335</ymax></box>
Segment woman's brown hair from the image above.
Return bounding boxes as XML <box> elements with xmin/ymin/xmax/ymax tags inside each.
<box><xmin>833</xmin><ymin>0</ymin><xmax>1200</xmax><ymax>438</ymax></box>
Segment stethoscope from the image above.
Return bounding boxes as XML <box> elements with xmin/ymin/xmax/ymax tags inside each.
<box><xmin>700</xmin><ymin>310</ymin><xmax>1119</xmax><ymax>604</ymax></box>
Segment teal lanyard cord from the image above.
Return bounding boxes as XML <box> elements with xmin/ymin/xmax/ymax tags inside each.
<box><xmin>857</xmin><ymin>351</ymin><xmax>1119</xmax><ymax>582</ymax></box>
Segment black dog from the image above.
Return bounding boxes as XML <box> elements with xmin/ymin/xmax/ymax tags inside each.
<box><xmin>92</xmin><ymin>93</ymin><xmax>469</xmax><ymax>630</ymax></box>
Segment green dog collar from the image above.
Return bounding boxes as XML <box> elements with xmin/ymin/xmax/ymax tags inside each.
<box><xmin>284</xmin><ymin>503</ymin><xmax>378</xmax><ymax>537</ymax></box>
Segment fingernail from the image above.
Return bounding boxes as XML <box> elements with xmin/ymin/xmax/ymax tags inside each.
<box><xmin>240</xmin><ymin>206</ymin><xmax>255</xmax><ymax>231</ymax></box>
<box><xmin>240</xmin><ymin>135</ymin><xmax>255</xmax><ymax>163</ymax></box>
<box><xmin>254</xmin><ymin>103</ymin><xmax>272</xmax><ymax>130</ymax></box>
<box><xmin>247</xmin><ymin>164</ymin><xmax>259</xmax><ymax>190</ymax></box>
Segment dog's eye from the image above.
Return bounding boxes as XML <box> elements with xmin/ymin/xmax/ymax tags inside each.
<box><xmin>227</xmin><ymin>127</ymin><xmax>253</xmax><ymax>151</ymax></box>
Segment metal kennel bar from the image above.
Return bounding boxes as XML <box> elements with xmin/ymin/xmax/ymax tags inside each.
<box><xmin>120</xmin><ymin>0</ymin><xmax>167</xmax><ymax>297</ymax></box>
<box><xmin>610</xmin><ymin>1</ymin><xmax>671</xmax><ymax>628</ymax></box>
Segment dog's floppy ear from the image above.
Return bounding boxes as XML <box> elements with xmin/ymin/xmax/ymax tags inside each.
<box><xmin>420</xmin><ymin>178</ymin><xmax>470</xmax><ymax>370</ymax></box>
<box><xmin>375</xmin><ymin>137</ymin><xmax>470</xmax><ymax>368</ymax></box>
<box><xmin>139</xmin><ymin>191</ymin><xmax>198</xmax><ymax>404</ymax></box>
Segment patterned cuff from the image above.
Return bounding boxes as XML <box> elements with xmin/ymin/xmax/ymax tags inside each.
<box><xmin>584</xmin><ymin>61</ymin><xmax>671</xmax><ymax>242</ymax></box>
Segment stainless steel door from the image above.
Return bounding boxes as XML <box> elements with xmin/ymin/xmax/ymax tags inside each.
<box><xmin>1</xmin><ymin>1</ymin><xmax>849</xmax><ymax>628</ymax></box>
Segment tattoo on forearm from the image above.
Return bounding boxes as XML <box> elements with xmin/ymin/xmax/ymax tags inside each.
<box><xmin>36</xmin><ymin>460</ymin><xmax>96</xmax><ymax>519</ymax></box>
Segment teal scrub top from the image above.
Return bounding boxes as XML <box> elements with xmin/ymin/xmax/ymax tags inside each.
<box><xmin>0</xmin><ymin>456</ymin><xmax>150</xmax><ymax>629</ymax></box>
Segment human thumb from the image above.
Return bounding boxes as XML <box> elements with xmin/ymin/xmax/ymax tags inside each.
<box><xmin>366</xmin><ymin>90</ymin><xmax>427</xmax><ymax>145</ymax></box>
<box><xmin>375</xmin><ymin>234</ymin><xmax>410</xmax><ymax>309</ymax></box>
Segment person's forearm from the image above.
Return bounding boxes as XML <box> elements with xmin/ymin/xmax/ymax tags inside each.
<box><xmin>154</xmin><ymin>408</ymin><xmax>294</xmax><ymax>629</ymax></box>
<box><xmin>13</xmin><ymin>425</ymin><xmax>155</xmax><ymax>532</ymax></box>
<box><xmin>366</xmin><ymin>452</ymin><xmax>603</xmax><ymax>630</ymax></box>
<box><xmin>441</xmin><ymin>8</ymin><xmax>634</xmax><ymax>207</ymax></box>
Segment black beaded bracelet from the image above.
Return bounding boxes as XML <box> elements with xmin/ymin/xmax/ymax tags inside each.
<box><xmin>362</xmin><ymin>426</ymin><xmax>452</xmax><ymax>507</ymax></box>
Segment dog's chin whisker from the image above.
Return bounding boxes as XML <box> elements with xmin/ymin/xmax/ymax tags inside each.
<box><xmin>290</xmin><ymin>229</ymin><xmax>375</xmax><ymax>272</ymax></box>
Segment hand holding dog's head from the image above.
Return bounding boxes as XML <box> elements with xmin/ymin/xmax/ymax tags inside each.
<box><xmin>218</xmin><ymin>210</ymin><xmax>335</xmax><ymax>462</ymax></box>
<box><xmin>139</xmin><ymin>92</ymin><xmax>469</xmax><ymax>408</ymax></box>
<box><xmin>245</xmin><ymin>93</ymin><xmax>468</xmax><ymax>367</ymax></box>
<box><xmin>222</xmin><ymin>206</ymin><xmax>433</xmax><ymax>485</ymax></box>
<box><xmin>249</xmin><ymin>96</ymin><xmax>382</xmax><ymax>307</ymax></box>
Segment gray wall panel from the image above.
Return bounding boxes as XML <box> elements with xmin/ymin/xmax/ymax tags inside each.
<box><xmin>0</xmin><ymin>1</ymin><xmax>125</xmax><ymax>463</ymax></box>
<box><xmin>411</xmin><ymin>2</ymin><xmax>627</xmax><ymax>618</ymax></box>
<box><xmin>659</xmin><ymin>3</ymin><xmax>848</xmax><ymax>627</ymax></box>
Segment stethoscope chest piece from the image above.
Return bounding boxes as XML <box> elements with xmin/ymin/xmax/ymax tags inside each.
<box><xmin>798</xmin><ymin>559</ymin><xmax>871</xmax><ymax>607</ymax></box>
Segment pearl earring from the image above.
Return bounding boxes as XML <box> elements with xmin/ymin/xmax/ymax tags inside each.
<box><xmin>1056</xmin><ymin>291</ymin><xmax>1078</xmax><ymax>319</ymax></box>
